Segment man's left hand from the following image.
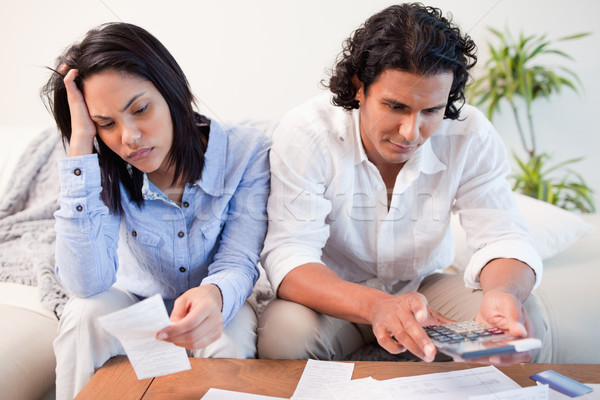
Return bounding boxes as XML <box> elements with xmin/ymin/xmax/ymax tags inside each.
<box><xmin>470</xmin><ymin>289</ymin><xmax>534</xmax><ymax>365</ymax></box>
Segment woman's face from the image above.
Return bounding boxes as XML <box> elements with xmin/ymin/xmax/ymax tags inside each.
<box><xmin>84</xmin><ymin>70</ymin><xmax>174</xmax><ymax>178</ymax></box>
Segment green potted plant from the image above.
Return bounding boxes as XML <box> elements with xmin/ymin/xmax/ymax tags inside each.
<box><xmin>469</xmin><ymin>27</ymin><xmax>595</xmax><ymax>213</ymax></box>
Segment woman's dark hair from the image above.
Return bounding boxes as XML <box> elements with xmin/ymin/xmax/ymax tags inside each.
<box><xmin>326</xmin><ymin>3</ymin><xmax>477</xmax><ymax>120</ymax></box>
<box><xmin>41</xmin><ymin>22</ymin><xmax>208</xmax><ymax>214</ymax></box>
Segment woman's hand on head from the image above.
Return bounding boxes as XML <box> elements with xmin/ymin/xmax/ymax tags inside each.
<box><xmin>62</xmin><ymin>67</ymin><xmax>97</xmax><ymax>157</ymax></box>
<box><xmin>155</xmin><ymin>285</ymin><xmax>224</xmax><ymax>350</ymax></box>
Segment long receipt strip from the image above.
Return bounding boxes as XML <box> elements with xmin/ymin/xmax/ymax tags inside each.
<box><xmin>97</xmin><ymin>294</ymin><xmax>191</xmax><ymax>380</ymax></box>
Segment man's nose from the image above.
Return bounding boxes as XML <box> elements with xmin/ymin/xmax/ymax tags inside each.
<box><xmin>398</xmin><ymin>113</ymin><xmax>419</xmax><ymax>143</ymax></box>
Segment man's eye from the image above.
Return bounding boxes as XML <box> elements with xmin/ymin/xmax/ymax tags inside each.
<box><xmin>388</xmin><ymin>103</ymin><xmax>405</xmax><ymax>111</ymax></box>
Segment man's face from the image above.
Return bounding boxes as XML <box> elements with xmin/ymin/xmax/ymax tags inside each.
<box><xmin>355</xmin><ymin>69</ymin><xmax>453</xmax><ymax>173</ymax></box>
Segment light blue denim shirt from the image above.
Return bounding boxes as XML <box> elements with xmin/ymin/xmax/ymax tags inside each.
<box><xmin>54</xmin><ymin>121</ymin><xmax>270</xmax><ymax>324</ymax></box>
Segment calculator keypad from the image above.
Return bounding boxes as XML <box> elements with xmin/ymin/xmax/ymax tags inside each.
<box><xmin>424</xmin><ymin>321</ymin><xmax>505</xmax><ymax>344</ymax></box>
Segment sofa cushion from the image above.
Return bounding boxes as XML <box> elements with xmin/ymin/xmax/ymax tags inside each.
<box><xmin>452</xmin><ymin>193</ymin><xmax>596</xmax><ymax>270</ymax></box>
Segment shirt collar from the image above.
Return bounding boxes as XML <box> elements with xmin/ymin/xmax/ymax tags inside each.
<box><xmin>351</xmin><ymin>108</ymin><xmax>370</xmax><ymax>165</ymax></box>
<box><xmin>408</xmin><ymin>138</ymin><xmax>447</xmax><ymax>175</ymax></box>
<box><xmin>141</xmin><ymin>119</ymin><xmax>228</xmax><ymax>200</ymax></box>
<box><xmin>141</xmin><ymin>174</ymin><xmax>165</xmax><ymax>201</ymax></box>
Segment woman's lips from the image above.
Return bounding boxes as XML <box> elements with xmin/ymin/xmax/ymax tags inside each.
<box><xmin>127</xmin><ymin>148</ymin><xmax>152</xmax><ymax>161</ymax></box>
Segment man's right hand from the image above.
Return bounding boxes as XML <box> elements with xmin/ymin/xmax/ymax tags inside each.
<box><xmin>62</xmin><ymin>67</ymin><xmax>97</xmax><ymax>157</ymax></box>
<box><xmin>278</xmin><ymin>263</ymin><xmax>452</xmax><ymax>362</ymax></box>
<box><xmin>369</xmin><ymin>292</ymin><xmax>453</xmax><ymax>362</ymax></box>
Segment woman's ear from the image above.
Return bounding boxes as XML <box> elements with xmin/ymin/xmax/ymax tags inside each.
<box><xmin>352</xmin><ymin>74</ymin><xmax>364</xmax><ymax>103</ymax></box>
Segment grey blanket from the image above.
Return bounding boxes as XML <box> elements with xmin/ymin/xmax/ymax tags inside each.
<box><xmin>0</xmin><ymin>127</ymin><xmax>68</xmax><ymax>319</ymax></box>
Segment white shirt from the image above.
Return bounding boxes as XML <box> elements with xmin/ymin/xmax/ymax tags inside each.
<box><xmin>261</xmin><ymin>93</ymin><xmax>542</xmax><ymax>295</ymax></box>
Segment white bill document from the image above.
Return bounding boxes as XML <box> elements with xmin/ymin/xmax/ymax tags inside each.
<box><xmin>380</xmin><ymin>365</ymin><xmax>521</xmax><ymax>400</ymax></box>
<box><xmin>469</xmin><ymin>384</ymin><xmax>549</xmax><ymax>399</ymax></box>
<box><xmin>97</xmin><ymin>293</ymin><xmax>191</xmax><ymax>380</ymax></box>
<box><xmin>327</xmin><ymin>377</ymin><xmax>394</xmax><ymax>400</ymax></box>
<box><xmin>291</xmin><ymin>359</ymin><xmax>355</xmax><ymax>400</ymax></box>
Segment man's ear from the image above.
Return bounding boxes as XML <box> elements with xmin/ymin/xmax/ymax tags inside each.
<box><xmin>352</xmin><ymin>74</ymin><xmax>364</xmax><ymax>102</ymax></box>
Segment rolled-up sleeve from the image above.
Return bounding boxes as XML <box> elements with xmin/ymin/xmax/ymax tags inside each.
<box><xmin>260</xmin><ymin>117</ymin><xmax>333</xmax><ymax>294</ymax></box>
<box><xmin>54</xmin><ymin>154</ymin><xmax>120</xmax><ymax>297</ymax></box>
<box><xmin>454</xmin><ymin>124</ymin><xmax>543</xmax><ymax>290</ymax></box>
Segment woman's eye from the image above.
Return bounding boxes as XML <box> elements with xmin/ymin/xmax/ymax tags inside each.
<box><xmin>134</xmin><ymin>104</ymin><xmax>149</xmax><ymax>115</ymax></box>
<box><xmin>98</xmin><ymin>121</ymin><xmax>114</xmax><ymax>129</ymax></box>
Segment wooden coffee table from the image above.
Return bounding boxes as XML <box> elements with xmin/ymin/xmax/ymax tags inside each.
<box><xmin>75</xmin><ymin>356</ymin><xmax>600</xmax><ymax>400</ymax></box>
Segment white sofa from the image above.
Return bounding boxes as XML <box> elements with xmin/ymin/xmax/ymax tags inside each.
<box><xmin>0</xmin><ymin>283</ymin><xmax>57</xmax><ymax>400</ymax></box>
<box><xmin>1</xmin><ymin>126</ymin><xmax>598</xmax><ymax>400</ymax></box>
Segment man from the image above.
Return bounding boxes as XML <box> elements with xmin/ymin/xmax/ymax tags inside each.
<box><xmin>258</xmin><ymin>3</ymin><xmax>550</xmax><ymax>363</ymax></box>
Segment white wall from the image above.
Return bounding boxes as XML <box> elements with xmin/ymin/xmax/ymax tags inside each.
<box><xmin>1</xmin><ymin>0</ymin><xmax>599</xmax><ymax>207</ymax></box>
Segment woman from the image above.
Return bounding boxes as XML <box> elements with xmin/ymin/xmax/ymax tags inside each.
<box><xmin>42</xmin><ymin>22</ymin><xmax>270</xmax><ymax>399</ymax></box>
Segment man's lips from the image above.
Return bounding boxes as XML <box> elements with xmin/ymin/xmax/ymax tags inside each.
<box><xmin>388</xmin><ymin>140</ymin><xmax>416</xmax><ymax>153</ymax></box>
<box><xmin>127</xmin><ymin>148</ymin><xmax>153</xmax><ymax>161</ymax></box>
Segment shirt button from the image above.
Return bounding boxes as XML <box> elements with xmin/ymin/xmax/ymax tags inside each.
<box><xmin>178</xmin><ymin>231</ymin><xmax>185</xmax><ymax>238</ymax></box>
<box><xmin>73</xmin><ymin>168</ymin><xmax>82</xmax><ymax>176</ymax></box>
<box><xmin>76</xmin><ymin>205</ymin><xmax>83</xmax><ymax>212</ymax></box>
<box><xmin>182</xmin><ymin>201</ymin><xmax>189</xmax><ymax>208</ymax></box>
<box><xmin>179</xmin><ymin>267</ymin><xmax>186</xmax><ymax>273</ymax></box>
<box><xmin>131</xmin><ymin>230</ymin><xmax>137</xmax><ymax>237</ymax></box>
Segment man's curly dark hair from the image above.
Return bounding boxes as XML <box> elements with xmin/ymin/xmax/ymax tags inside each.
<box><xmin>326</xmin><ymin>3</ymin><xmax>477</xmax><ymax>120</ymax></box>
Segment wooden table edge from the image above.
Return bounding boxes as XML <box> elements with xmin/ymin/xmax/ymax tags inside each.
<box><xmin>76</xmin><ymin>356</ymin><xmax>600</xmax><ymax>400</ymax></box>
<box><xmin>75</xmin><ymin>356</ymin><xmax>153</xmax><ymax>400</ymax></box>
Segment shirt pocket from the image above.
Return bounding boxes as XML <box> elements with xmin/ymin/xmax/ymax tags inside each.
<box><xmin>413</xmin><ymin>216</ymin><xmax>450</xmax><ymax>271</ymax></box>
<box><xmin>199</xmin><ymin>219</ymin><xmax>225</xmax><ymax>258</ymax></box>
<box><xmin>125</xmin><ymin>227</ymin><xmax>164</xmax><ymax>272</ymax></box>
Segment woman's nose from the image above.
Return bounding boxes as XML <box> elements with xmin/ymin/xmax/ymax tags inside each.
<box><xmin>121</xmin><ymin>123</ymin><xmax>142</xmax><ymax>146</ymax></box>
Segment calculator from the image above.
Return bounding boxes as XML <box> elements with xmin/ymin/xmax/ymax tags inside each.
<box><xmin>424</xmin><ymin>320</ymin><xmax>542</xmax><ymax>360</ymax></box>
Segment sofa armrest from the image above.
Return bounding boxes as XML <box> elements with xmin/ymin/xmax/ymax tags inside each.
<box><xmin>0</xmin><ymin>304</ymin><xmax>58</xmax><ymax>400</ymax></box>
